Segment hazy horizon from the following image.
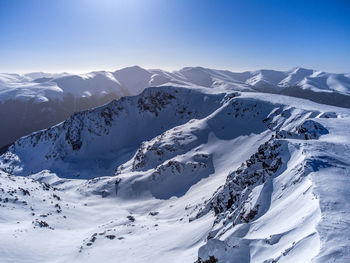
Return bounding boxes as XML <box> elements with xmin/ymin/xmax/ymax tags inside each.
<box><xmin>2</xmin><ymin>65</ymin><xmax>349</xmax><ymax>76</ymax></box>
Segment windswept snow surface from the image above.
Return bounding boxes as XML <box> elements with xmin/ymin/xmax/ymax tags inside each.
<box><xmin>1</xmin><ymin>66</ymin><xmax>350</xmax><ymax>149</ymax></box>
<box><xmin>0</xmin><ymin>84</ymin><xmax>350</xmax><ymax>262</ymax></box>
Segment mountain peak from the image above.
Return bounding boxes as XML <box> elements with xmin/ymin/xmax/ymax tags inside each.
<box><xmin>114</xmin><ymin>65</ymin><xmax>150</xmax><ymax>73</ymax></box>
<box><xmin>290</xmin><ymin>66</ymin><xmax>314</xmax><ymax>75</ymax></box>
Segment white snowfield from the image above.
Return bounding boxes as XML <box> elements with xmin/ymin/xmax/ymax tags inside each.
<box><xmin>0</xmin><ymin>82</ymin><xmax>350</xmax><ymax>262</ymax></box>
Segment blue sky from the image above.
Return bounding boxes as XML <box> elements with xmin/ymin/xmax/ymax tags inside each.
<box><xmin>0</xmin><ymin>0</ymin><xmax>349</xmax><ymax>73</ymax></box>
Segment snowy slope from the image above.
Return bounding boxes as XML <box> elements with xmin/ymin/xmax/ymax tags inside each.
<box><xmin>1</xmin><ymin>83</ymin><xmax>350</xmax><ymax>262</ymax></box>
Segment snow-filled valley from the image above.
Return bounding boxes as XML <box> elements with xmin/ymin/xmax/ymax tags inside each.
<box><xmin>1</xmin><ymin>72</ymin><xmax>350</xmax><ymax>262</ymax></box>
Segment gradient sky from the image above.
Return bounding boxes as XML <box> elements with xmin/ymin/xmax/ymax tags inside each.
<box><xmin>0</xmin><ymin>0</ymin><xmax>349</xmax><ymax>73</ymax></box>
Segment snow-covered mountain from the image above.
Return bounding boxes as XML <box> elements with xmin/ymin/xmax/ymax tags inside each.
<box><xmin>0</xmin><ymin>66</ymin><xmax>157</xmax><ymax>150</ymax></box>
<box><xmin>1</xmin><ymin>81</ymin><xmax>350</xmax><ymax>262</ymax></box>
<box><xmin>1</xmin><ymin>66</ymin><xmax>350</xmax><ymax>150</ymax></box>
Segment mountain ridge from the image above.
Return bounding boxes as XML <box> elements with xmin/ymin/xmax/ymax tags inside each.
<box><xmin>1</xmin><ymin>65</ymin><xmax>349</xmax><ymax>149</ymax></box>
<box><xmin>0</xmin><ymin>69</ymin><xmax>350</xmax><ymax>262</ymax></box>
